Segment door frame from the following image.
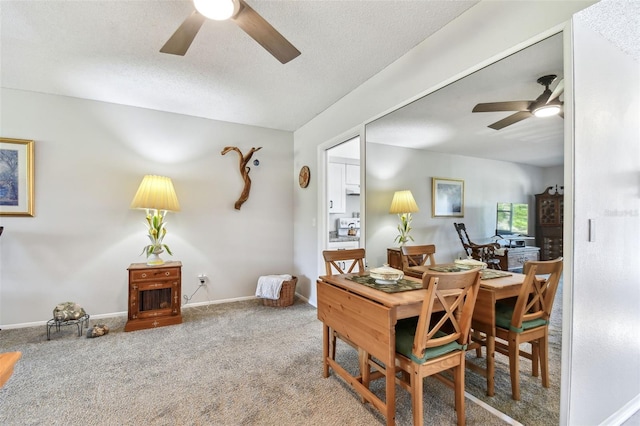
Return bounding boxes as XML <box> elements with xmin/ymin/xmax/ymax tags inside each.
<box><xmin>317</xmin><ymin>128</ymin><xmax>366</xmax><ymax>273</ymax></box>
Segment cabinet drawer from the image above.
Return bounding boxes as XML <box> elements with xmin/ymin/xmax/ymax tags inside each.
<box><xmin>137</xmin><ymin>280</ymin><xmax>178</xmax><ymax>291</ymax></box>
<box><xmin>130</xmin><ymin>267</ymin><xmax>180</xmax><ymax>282</ymax></box>
<box><xmin>507</xmin><ymin>249</ymin><xmax>540</xmax><ymax>270</ymax></box>
<box><xmin>328</xmin><ymin>241</ymin><xmax>359</xmax><ymax>250</ymax></box>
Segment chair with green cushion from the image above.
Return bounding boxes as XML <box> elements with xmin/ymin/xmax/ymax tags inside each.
<box><xmin>494</xmin><ymin>257</ymin><xmax>563</xmax><ymax>400</ymax></box>
<box><xmin>363</xmin><ymin>268</ymin><xmax>481</xmax><ymax>426</ymax></box>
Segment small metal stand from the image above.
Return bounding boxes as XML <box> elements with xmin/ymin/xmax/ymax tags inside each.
<box><xmin>46</xmin><ymin>314</ymin><xmax>90</xmax><ymax>340</ymax></box>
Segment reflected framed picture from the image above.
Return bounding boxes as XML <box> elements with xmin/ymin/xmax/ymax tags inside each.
<box><xmin>0</xmin><ymin>138</ymin><xmax>34</xmax><ymax>216</ymax></box>
<box><xmin>432</xmin><ymin>177</ymin><xmax>464</xmax><ymax>217</ymax></box>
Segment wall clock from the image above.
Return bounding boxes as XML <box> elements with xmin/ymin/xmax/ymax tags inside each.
<box><xmin>298</xmin><ymin>166</ymin><xmax>310</xmax><ymax>188</ymax></box>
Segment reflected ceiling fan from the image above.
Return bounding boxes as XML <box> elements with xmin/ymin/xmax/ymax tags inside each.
<box><xmin>472</xmin><ymin>75</ymin><xmax>564</xmax><ymax>130</ymax></box>
<box><xmin>160</xmin><ymin>0</ymin><xmax>301</xmax><ymax>64</ymax></box>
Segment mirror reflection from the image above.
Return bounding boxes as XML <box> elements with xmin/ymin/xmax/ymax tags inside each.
<box><xmin>364</xmin><ymin>32</ymin><xmax>564</xmax><ymax>422</ymax></box>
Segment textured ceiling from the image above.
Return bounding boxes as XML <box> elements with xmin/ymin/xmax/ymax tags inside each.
<box><xmin>0</xmin><ymin>0</ymin><xmax>478</xmax><ymax>132</ymax></box>
<box><xmin>367</xmin><ymin>33</ymin><xmax>566</xmax><ymax>168</ymax></box>
<box><xmin>367</xmin><ymin>0</ymin><xmax>639</xmax><ymax>168</ymax></box>
<box><xmin>576</xmin><ymin>0</ymin><xmax>640</xmax><ymax>62</ymax></box>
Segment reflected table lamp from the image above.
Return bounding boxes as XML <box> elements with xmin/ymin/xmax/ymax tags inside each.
<box><xmin>130</xmin><ymin>175</ymin><xmax>181</xmax><ymax>265</ymax></box>
<box><xmin>389</xmin><ymin>190</ymin><xmax>419</xmax><ymax>246</ymax></box>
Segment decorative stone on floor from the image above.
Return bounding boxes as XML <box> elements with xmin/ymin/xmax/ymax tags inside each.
<box><xmin>86</xmin><ymin>324</ymin><xmax>109</xmax><ymax>338</ymax></box>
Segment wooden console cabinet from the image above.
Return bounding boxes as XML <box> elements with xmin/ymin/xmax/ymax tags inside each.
<box><xmin>500</xmin><ymin>246</ymin><xmax>540</xmax><ymax>271</ymax></box>
<box><xmin>125</xmin><ymin>261</ymin><xmax>182</xmax><ymax>332</ymax></box>
<box><xmin>387</xmin><ymin>247</ymin><xmax>403</xmax><ymax>270</ymax></box>
<box><xmin>386</xmin><ymin>247</ymin><xmax>424</xmax><ymax>271</ymax></box>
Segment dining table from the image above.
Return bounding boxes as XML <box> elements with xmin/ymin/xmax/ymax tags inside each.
<box><xmin>316</xmin><ymin>266</ymin><xmax>526</xmax><ymax>425</ymax></box>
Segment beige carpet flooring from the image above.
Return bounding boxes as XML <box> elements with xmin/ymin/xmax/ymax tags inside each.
<box><xmin>0</xmin><ymin>292</ymin><xmax>561</xmax><ymax>425</ymax></box>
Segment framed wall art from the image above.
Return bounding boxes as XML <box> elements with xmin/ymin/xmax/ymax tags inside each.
<box><xmin>432</xmin><ymin>177</ymin><xmax>464</xmax><ymax>217</ymax></box>
<box><xmin>0</xmin><ymin>138</ymin><xmax>34</xmax><ymax>216</ymax></box>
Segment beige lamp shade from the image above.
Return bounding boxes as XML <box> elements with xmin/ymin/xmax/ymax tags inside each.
<box><xmin>130</xmin><ymin>175</ymin><xmax>181</xmax><ymax>212</ymax></box>
<box><xmin>389</xmin><ymin>190</ymin><xmax>419</xmax><ymax>214</ymax></box>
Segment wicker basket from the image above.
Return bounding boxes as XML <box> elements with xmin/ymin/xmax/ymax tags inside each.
<box><xmin>262</xmin><ymin>276</ymin><xmax>297</xmax><ymax>307</ymax></box>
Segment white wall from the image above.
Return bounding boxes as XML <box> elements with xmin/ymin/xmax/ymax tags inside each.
<box><xmin>365</xmin><ymin>143</ymin><xmax>547</xmax><ymax>268</ymax></box>
<box><xmin>566</xmin><ymin>12</ymin><xmax>640</xmax><ymax>425</ymax></box>
<box><xmin>541</xmin><ymin>165</ymin><xmax>564</xmax><ymax>190</ymax></box>
<box><xmin>293</xmin><ymin>0</ymin><xmax>594</xmax><ymax>306</ymax></box>
<box><xmin>0</xmin><ymin>89</ymin><xmax>294</xmax><ymax>327</ymax></box>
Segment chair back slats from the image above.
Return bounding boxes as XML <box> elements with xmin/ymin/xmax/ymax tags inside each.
<box><xmin>453</xmin><ymin>223</ymin><xmax>473</xmax><ymax>253</ymax></box>
<box><xmin>412</xmin><ymin>268</ymin><xmax>481</xmax><ymax>359</ymax></box>
<box><xmin>322</xmin><ymin>248</ymin><xmax>366</xmax><ymax>275</ymax></box>
<box><xmin>401</xmin><ymin>244</ymin><xmax>436</xmax><ymax>269</ymax></box>
<box><xmin>511</xmin><ymin>257</ymin><xmax>563</xmax><ymax>328</ymax></box>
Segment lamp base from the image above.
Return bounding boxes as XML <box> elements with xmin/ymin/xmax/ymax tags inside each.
<box><xmin>146</xmin><ymin>253</ymin><xmax>165</xmax><ymax>266</ymax></box>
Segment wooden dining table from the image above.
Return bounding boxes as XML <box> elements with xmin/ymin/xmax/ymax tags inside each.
<box><xmin>316</xmin><ymin>267</ymin><xmax>526</xmax><ymax>425</ymax></box>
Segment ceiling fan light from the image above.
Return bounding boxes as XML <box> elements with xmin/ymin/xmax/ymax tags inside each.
<box><xmin>533</xmin><ymin>104</ymin><xmax>561</xmax><ymax>118</ymax></box>
<box><xmin>193</xmin><ymin>0</ymin><xmax>238</xmax><ymax>20</ymax></box>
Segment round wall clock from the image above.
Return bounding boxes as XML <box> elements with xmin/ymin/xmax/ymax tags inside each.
<box><xmin>298</xmin><ymin>166</ymin><xmax>310</xmax><ymax>188</ymax></box>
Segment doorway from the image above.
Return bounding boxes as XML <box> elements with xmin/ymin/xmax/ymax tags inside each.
<box><xmin>326</xmin><ymin>136</ymin><xmax>361</xmax><ymax>251</ymax></box>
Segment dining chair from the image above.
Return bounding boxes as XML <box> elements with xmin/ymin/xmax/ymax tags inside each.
<box><xmin>323</xmin><ymin>248</ymin><xmax>365</xmax><ymax>276</ymax></box>
<box><xmin>493</xmin><ymin>257</ymin><xmax>563</xmax><ymax>400</ymax></box>
<box><xmin>400</xmin><ymin>244</ymin><xmax>437</xmax><ymax>278</ymax></box>
<box><xmin>363</xmin><ymin>268</ymin><xmax>481</xmax><ymax>426</ymax></box>
<box><xmin>453</xmin><ymin>222</ymin><xmax>505</xmax><ymax>270</ymax></box>
<box><xmin>322</xmin><ymin>248</ymin><xmax>367</xmax><ymax>373</ymax></box>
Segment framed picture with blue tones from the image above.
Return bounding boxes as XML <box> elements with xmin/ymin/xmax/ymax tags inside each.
<box><xmin>432</xmin><ymin>177</ymin><xmax>464</xmax><ymax>217</ymax></box>
<box><xmin>0</xmin><ymin>138</ymin><xmax>34</xmax><ymax>216</ymax></box>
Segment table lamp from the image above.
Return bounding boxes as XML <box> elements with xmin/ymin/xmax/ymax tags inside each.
<box><xmin>389</xmin><ymin>190</ymin><xmax>419</xmax><ymax>246</ymax></box>
<box><xmin>130</xmin><ymin>175</ymin><xmax>181</xmax><ymax>265</ymax></box>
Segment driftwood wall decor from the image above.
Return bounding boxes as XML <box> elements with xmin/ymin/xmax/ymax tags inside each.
<box><xmin>221</xmin><ymin>146</ymin><xmax>262</xmax><ymax>210</ymax></box>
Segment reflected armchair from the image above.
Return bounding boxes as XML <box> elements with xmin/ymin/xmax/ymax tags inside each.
<box><xmin>453</xmin><ymin>223</ymin><xmax>506</xmax><ymax>270</ymax></box>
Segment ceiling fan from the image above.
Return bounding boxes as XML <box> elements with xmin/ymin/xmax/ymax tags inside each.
<box><xmin>472</xmin><ymin>75</ymin><xmax>564</xmax><ymax>130</ymax></box>
<box><xmin>160</xmin><ymin>0</ymin><xmax>301</xmax><ymax>64</ymax></box>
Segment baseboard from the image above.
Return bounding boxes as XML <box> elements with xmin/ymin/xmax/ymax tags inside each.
<box><xmin>1</xmin><ymin>293</ymin><xmax>312</xmax><ymax>330</ymax></box>
<box><xmin>465</xmin><ymin>391</ymin><xmax>524</xmax><ymax>426</ymax></box>
<box><xmin>600</xmin><ymin>393</ymin><xmax>640</xmax><ymax>426</ymax></box>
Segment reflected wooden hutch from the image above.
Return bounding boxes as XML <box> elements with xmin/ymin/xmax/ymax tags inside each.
<box><xmin>535</xmin><ymin>186</ymin><xmax>564</xmax><ymax>260</ymax></box>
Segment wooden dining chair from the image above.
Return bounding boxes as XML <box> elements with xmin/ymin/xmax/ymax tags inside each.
<box><xmin>322</xmin><ymin>248</ymin><xmax>367</xmax><ymax>369</ymax></box>
<box><xmin>493</xmin><ymin>257</ymin><xmax>563</xmax><ymax>400</ymax></box>
<box><xmin>363</xmin><ymin>268</ymin><xmax>481</xmax><ymax>426</ymax></box>
<box><xmin>401</xmin><ymin>244</ymin><xmax>436</xmax><ymax>278</ymax></box>
<box><xmin>323</xmin><ymin>248</ymin><xmax>365</xmax><ymax>276</ymax></box>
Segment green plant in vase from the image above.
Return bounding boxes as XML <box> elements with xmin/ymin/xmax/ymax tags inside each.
<box><xmin>140</xmin><ymin>209</ymin><xmax>173</xmax><ymax>265</ymax></box>
<box><xmin>394</xmin><ymin>212</ymin><xmax>415</xmax><ymax>246</ymax></box>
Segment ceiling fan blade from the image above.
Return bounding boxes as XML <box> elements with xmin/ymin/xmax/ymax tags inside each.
<box><xmin>548</xmin><ymin>78</ymin><xmax>564</xmax><ymax>103</ymax></box>
<box><xmin>472</xmin><ymin>101</ymin><xmax>532</xmax><ymax>113</ymax></box>
<box><xmin>488</xmin><ymin>111</ymin><xmax>533</xmax><ymax>130</ymax></box>
<box><xmin>160</xmin><ymin>11</ymin><xmax>206</xmax><ymax>56</ymax></box>
<box><xmin>233</xmin><ymin>1</ymin><xmax>301</xmax><ymax>64</ymax></box>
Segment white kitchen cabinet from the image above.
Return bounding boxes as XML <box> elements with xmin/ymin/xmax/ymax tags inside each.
<box><xmin>345</xmin><ymin>164</ymin><xmax>360</xmax><ymax>186</ymax></box>
<box><xmin>345</xmin><ymin>164</ymin><xmax>360</xmax><ymax>195</ymax></box>
<box><xmin>327</xmin><ymin>240</ymin><xmax>360</xmax><ymax>271</ymax></box>
<box><xmin>327</xmin><ymin>240</ymin><xmax>359</xmax><ymax>250</ymax></box>
<box><xmin>328</xmin><ymin>162</ymin><xmax>346</xmax><ymax>213</ymax></box>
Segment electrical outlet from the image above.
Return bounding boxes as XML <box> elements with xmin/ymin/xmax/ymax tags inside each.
<box><xmin>198</xmin><ymin>274</ymin><xmax>207</xmax><ymax>285</ymax></box>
